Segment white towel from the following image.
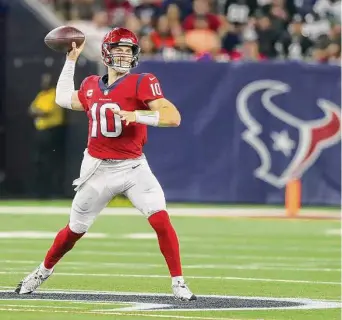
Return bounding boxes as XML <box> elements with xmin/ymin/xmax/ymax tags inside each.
<box><xmin>72</xmin><ymin>149</ymin><xmax>102</xmax><ymax>191</ymax></box>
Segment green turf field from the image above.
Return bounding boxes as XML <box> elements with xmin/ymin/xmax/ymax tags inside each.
<box><xmin>0</xmin><ymin>203</ymin><xmax>340</xmax><ymax>320</ymax></box>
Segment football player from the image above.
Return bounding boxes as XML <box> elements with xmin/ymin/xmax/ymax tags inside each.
<box><xmin>15</xmin><ymin>27</ymin><xmax>196</xmax><ymax>301</ymax></box>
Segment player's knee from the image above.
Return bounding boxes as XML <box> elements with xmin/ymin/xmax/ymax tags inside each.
<box><xmin>144</xmin><ymin>202</ymin><xmax>166</xmax><ymax>217</ymax></box>
<box><xmin>73</xmin><ymin>188</ymin><xmax>98</xmax><ymax>213</ymax></box>
<box><xmin>74</xmin><ymin>202</ymin><xmax>91</xmax><ymax>214</ymax></box>
<box><xmin>144</xmin><ymin>190</ymin><xmax>166</xmax><ymax>217</ymax></box>
<box><xmin>146</xmin><ymin>207</ymin><xmax>166</xmax><ymax>217</ymax></box>
<box><xmin>69</xmin><ymin>221</ymin><xmax>89</xmax><ymax>234</ymax></box>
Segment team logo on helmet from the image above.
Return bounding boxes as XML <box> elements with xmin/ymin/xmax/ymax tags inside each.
<box><xmin>119</xmin><ymin>38</ymin><xmax>133</xmax><ymax>43</ymax></box>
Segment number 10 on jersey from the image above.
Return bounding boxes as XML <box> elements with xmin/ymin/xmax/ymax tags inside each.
<box><xmin>150</xmin><ymin>83</ymin><xmax>162</xmax><ymax>96</ymax></box>
<box><xmin>91</xmin><ymin>103</ymin><xmax>123</xmax><ymax>138</ymax></box>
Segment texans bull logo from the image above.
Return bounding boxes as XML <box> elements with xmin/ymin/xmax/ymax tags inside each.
<box><xmin>237</xmin><ymin>80</ymin><xmax>341</xmax><ymax>188</ymax></box>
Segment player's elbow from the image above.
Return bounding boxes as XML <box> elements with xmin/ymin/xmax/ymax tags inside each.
<box><xmin>170</xmin><ymin>111</ymin><xmax>181</xmax><ymax>127</ymax></box>
<box><xmin>55</xmin><ymin>96</ymin><xmax>62</xmax><ymax>107</ymax></box>
<box><xmin>55</xmin><ymin>94</ymin><xmax>65</xmax><ymax>107</ymax></box>
<box><xmin>173</xmin><ymin>115</ymin><xmax>181</xmax><ymax>127</ymax></box>
<box><xmin>55</xmin><ymin>92</ymin><xmax>72</xmax><ymax>109</ymax></box>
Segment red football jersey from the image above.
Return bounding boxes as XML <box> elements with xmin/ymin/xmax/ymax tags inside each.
<box><xmin>78</xmin><ymin>73</ymin><xmax>164</xmax><ymax>159</ymax></box>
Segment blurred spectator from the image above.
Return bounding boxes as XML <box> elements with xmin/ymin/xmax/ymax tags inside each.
<box><xmin>161</xmin><ymin>0</ymin><xmax>193</xmax><ymax>20</ymax></box>
<box><xmin>124</xmin><ymin>14</ymin><xmax>143</xmax><ymax>35</ymax></box>
<box><xmin>277</xmin><ymin>14</ymin><xmax>314</xmax><ymax>59</ymax></box>
<box><xmin>43</xmin><ymin>0</ymin><xmax>72</xmax><ymax>20</ymax></box>
<box><xmin>39</xmin><ymin>0</ymin><xmax>341</xmax><ymax>64</ymax></box>
<box><xmin>104</xmin><ymin>0</ymin><xmax>133</xmax><ymax>27</ymax></box>
<box><xmin>301</xmin><ymin>11</ymin><xmax>331</xmax><ymax>39</ymax></box>
<box><xmin>166</xmin><ymin>4</ymin><xmax>183</xmax><ymax>36</ymax></box>
<box><xmin>221</xmin><ymin>21</ymin><xmax>242</xmax><ymax>52</ymax></box>
<box><xmin>261</xmin><ymin>0</ymin><xmax>296</xmax><ymax>19</ymax></box>
<box><xmin>255</xmin><ymin>12</ymin><xmax>279</xmax><ymax>58</ymax></box>
<box><xmin>295</xmin><ymin>0</ymin><xmax>318</xmax><ymax>16</ymax></box>
<box><xmin>29</xmin><ymin>73</ymin><xmax>65</xmax><ymax>199</ymax></box>
<box><xmin>268</xmin><ymin>0</ymin><xmax>290</xmax><ymax>32</ymax></box>
<box><xmin>150</xmin><ymin>15</ymin><xmax>177</xmax><ymax>50</ymax></box>
<box><xmin>135</xmin><ymin>0</ymin><xmax>160</xmax><ymax>22</ymax></box>
<box><xmin>71</xmin><ymin>0</ymin><xmax>99</xmax><ymax>20</ymax></box>
<box><xmin>68</xmin><ymin>10</ymin><xmax>111</xmax><ymax>52</ymax></box>
<box><xmin>140</xmin><ymin>34</ymin><xmax>158</xmax><ymax>57</ymax></box>
<box><xmin>314</xmin><ymin>0</ymin><xmax>341</xmax><ymax>21</ymax></box>
<box><xmin>223</xmin><ymin>0</ymin><xmax>256</xmax><ymax>25</ymax></box>
<box><xmin>134</xmin><ymin>0</ymin><xmax>160</xmax><ymax>35</ymax></box>
<box><xmin>150</xmin><ymin>14</ymin><xmax>190</xmax><ymax>58</ymax></box>
<box><xmin>183</xmin><ymin>0</ymin><xmax>222</xmax><ymax>32</ymax></box>
<box><xmin>186</xmin><ymin>28</ymin><xmax>221</xmax><ymax>54</ymax></box>
<box><xmin>229</xmin><ymin>26</ymin><xmax>266</xmax><ymax>60</ymax></box>
<box><xmin>312</xmin><ymin>19</ymin><xmax>341</xmax><ymax>62</ymax></box>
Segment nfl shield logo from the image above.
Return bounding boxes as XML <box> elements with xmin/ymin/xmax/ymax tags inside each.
<box><xmin>104</xmin><ymin>90</ymin><xmax>109</xmax><ymax>95</ymax></box>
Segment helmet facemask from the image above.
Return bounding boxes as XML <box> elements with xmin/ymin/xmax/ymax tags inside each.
<box><xmin>102</xmin><ymin>43</ymin><xmax>140</xmax><ymax>74</ymax></box>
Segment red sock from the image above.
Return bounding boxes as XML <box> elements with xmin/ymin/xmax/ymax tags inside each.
<box><xmin>44</xmin><ymin>224</ymin><xmax>84</xmax><ymax>269</ymax></box>
<box><xmin>148</xmin><ymin>210</ymin><xmax>182</xmax><ymax>277</ymax></box>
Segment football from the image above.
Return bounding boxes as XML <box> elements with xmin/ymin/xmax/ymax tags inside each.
<box><xmin>44</xmin><ymin>26</ymin><xmax>85</xmax><ymax>53</ymax></box>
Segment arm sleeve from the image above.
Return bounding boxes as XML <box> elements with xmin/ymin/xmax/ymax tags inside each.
<box><xmin>55</xmin><ymin>60</ymin><xmax>76</xmax><ymax>109</ymax></box>
<box><xmin>137</xmin><ymin>73</ymin><xmax>164</xmax><ymax>104</ymax></box>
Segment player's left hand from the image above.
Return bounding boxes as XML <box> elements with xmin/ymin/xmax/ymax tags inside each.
<box><xmin>111</xmin><ymin>109</ymin><xmax>136</xmax><ymax>126</ymax></box>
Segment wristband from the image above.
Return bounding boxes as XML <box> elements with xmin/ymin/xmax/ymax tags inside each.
<box><xmin>134</xmin><ymin>111</ymin><xmax>160</xmax><ymax>126</ymax></box>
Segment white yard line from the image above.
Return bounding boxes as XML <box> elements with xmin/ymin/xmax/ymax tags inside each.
<box><xmin>0</xmin><ymin>307</ymin><xmax>255</xmax><ymax>320</ymax></box>
<box><xmin>1</xmin><ymin>248</ymin><xmax>339</xmax><ymax>263</ymax></box>
<box><xmin>0</xmin><ymin>304</ymin><xmax>83</xmax><ymax>309</ymax></box>
<box><xmin>0</xmin><ymin>206</ymin><xmax>339</xmax><ymax>218</ymax></box>
<box><xmin>325</xmin><ymin>229</ymin><xmax>341</xmax><ymax>236</ymax></box>
<box><xmin>0</xmin><ymin>236</ymin><xmax>339</xmax><ymax>254</ymax></box>
<box><xmin>1</xmin><ymin>236</ymin><xmax>339</xmax><ymax>253</ymax></box>
<box><xmin>0</xmin><ymin>237</ymin><xmax>339</xmax><ymax>254</ymax></box>
<box><xmin>0</xmin><ymin>259</ymin><xmax>334</xmax><ymax>267</ymax></box>
<box><xmin>1</xmin><ymin>261</ymin><xmax>339</xmax><ymax>273</ymax></box>
<box><xmin>0</xmin><ymin>271</ymin><xmax>339</xmax><ymax>285</ymax></box>
<box><xmin>0</xmin><ymin>231</ymin><xmax>106</xmax><ymax>239</ymax></box>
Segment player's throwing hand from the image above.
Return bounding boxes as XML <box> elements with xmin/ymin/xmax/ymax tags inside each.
<box><xmin>111</xmin><ymin>109</ymin><xmax>137</xmax><ymax>126</ymax></box>
<box><xmin>67</xmin><ymin>41</ymin><xmax>85</xmax><ymax>62</ymax></box>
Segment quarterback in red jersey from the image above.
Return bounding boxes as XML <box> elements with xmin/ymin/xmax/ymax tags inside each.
<box><xmin>15</xmin><ymin>27</ymin><xmax>196</xmax><ymax>301</ymax></box>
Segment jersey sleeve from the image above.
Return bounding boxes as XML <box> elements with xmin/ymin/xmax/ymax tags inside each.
<box><xmin>77</xmin><ymin>78</ymin><xmax>89</xmax><ymax>111</ymax></box>
<box><xmin>136</xmin><ymin>73</ymin><xmax>164</xmax><ymax>104</ymax></box>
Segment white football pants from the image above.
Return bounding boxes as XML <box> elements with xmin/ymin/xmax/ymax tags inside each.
<box><xmin>69</xmin><ymin>149</ymin><xmax>166</xmax><ymax>233</ymax></box>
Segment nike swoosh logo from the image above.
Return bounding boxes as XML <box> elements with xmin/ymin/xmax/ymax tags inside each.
<box><xmin>132</xmin><ymin>164</ymin><xmax>141</xmax><ymax>169</ymax></box>
<box><xmin>149</xmin><ymin>77</ymin><xmax>156</xmax><ymax>81</ymax></box>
